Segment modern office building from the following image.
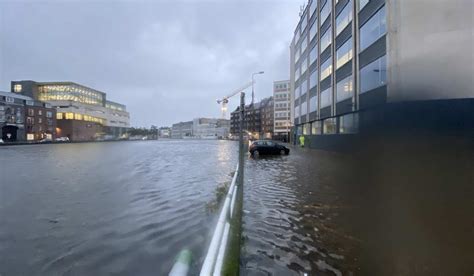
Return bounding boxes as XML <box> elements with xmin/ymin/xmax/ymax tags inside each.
<box><xmin>192</xmin><ymin>118</ymin><xmax>230</xmax><ymax>139</ymax></box>
<box><xmin>290</xmin><ymin>0</ymin><xmax>473</xmax><ymax>140</ymax></box>
<box><xmin>171</xmin><ymin>121</ymin><xmax>193</xmax><ymax>139</ymax></box>
<box><xmin>0</xmin><ymin>91</ymin><xmax>56</xmax><ymax>142</ymax></box>
<box><xmin>273</xmin><ymin>80</ymin><xmax>291</xmax><ymax>141</ymax></box>
<box><xmin>11</xmin><ymin>81</ymin><xmax>130</xmax><ymax>141</ymax></box>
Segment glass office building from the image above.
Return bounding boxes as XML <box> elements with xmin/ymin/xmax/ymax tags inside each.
<box><xmin>291</xmin><ymin>0</ymin><xmax>387</xmax><ymax>136</ymax></box>
<box><xmin>37</xmin><ymin>83</ymin><xmax>106</xmax><ymax>106</ymax></box>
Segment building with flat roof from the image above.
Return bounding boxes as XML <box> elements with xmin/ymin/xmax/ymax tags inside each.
<box><xmin>273</xmin><ymin>80</ymin><xmax>291</xmax><ymax>141</ymax></box>
<box><xmin>290</xmin><ymin>0</ymin><xmax>473</xmax><ymax>140</ymax></box>
<box><xmin>192</xmin><ymin>118</ymin><xmax>230</xmax><ymax>139</ymax></box>
<box><xmin>11</xmin><ymin>80</ymin><xmax>130</xmax><ymax>141</ymax></box>
<box><xmin>230</xmin><ymin>96</ymin><xmax>273</xmax><ymax>139</ymax></box>
<box><xmin>0</xmin><ymin>91</ymin><xmax>56</xmax><ymax>142</ymax></box>
<box><xmin>171</xmin><ymin>121</ymin><xmax>193</xmax><ymax>139</ymax></box>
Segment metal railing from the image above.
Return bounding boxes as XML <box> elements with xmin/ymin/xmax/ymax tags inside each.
<box><xmin>200</xmin><ymin>162</ymin><xmax>241</xmax><ymax>276</ymax></box>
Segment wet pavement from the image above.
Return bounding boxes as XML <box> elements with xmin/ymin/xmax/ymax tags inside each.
<box><xmin>241</xmin><ymin>144</ymin><xmax>359</xmax><ymax>275</ymax></box>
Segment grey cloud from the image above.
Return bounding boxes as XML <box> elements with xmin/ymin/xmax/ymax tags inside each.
<box><xmin>0</xmin><ymin>0</ymin><xmax>299</xmax><ymax>127</ymax></box>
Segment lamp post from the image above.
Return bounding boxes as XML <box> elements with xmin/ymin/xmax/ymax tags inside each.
<box><xmin>251</xmin><ymin>71</ymin><xmax>264</xmax><ymax>105</ymax></box>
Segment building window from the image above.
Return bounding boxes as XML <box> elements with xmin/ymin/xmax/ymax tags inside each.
<box><xmin>301</xmin><ymin>101</ymin><xmax>308</xmax><ymax>115</ymax></box>
<box><xmin>295</xmin><ymin>105</ymin><xmax>300</xmax><ymax>118</ymax></box>
<box><xmin>323</xmin><ymin>118</ymin><xmax>337</xmax><ymax>134</ymax></box>
<box><xmin>336</xmin><ymin>37</ymin><xmax>353</xmax><ymax>69</ymax></box>
<box><xmin>301</xmin><ymin>57</ymin><xmax>308</xmax><ymax>75</ymax></box>
<box><xmin>311</xmin><ymin>121</ymin><xmax>321</xmax><ymax>135</ymax></box>
<box><xmin>57</xmin><ymin>113</ymin><xmax>63</xmax><ymax>120</ymax></box>
<box><xmin>28</xmin><ymin>109</ymin><xmax>34</xmax><ymax>116</ymax></box>
<box><xmin>38</xmin><ymin>110</ymin><xmax>42</xmax><ymax>116</ymax></box>
<box><xmin>310</xmin><ymin>70</ymin><xmax>318</xmax><ymax>89</ymax></box>
<box><xmin>295</xmin><ymin>67</ymin><xmax>301</xmax><ymax>80</ymax></box>
<box><xmin>309</xmin><ymin>95</ymin><xmax>317</xmax><ymax>112</ymax></box>
<box><xmin>339</xmin><ymin>113</ymin><xmax>358</xmax><ymax>134</ymax></box>
<box><xmin>26</xmin><ymin>117</ymin><xmax>34</xmax><ymax>125</ymax></box>
<box><xmin>310</xmin><ymin>0</ymin><xmax>317</xmax><ymax>17</ymax></box>
<box><xmin>65</xmin><ymin>112</ymin><xmax>74</xmax><ymax>120</ymax></box>
<box><xmin>359</xmin><ymin>0</ymin><xmax>370</xmax><ymax>11</ymax></box>
<box><xmin>301</xmin><ymin>12</ymin><xmax>308</xmax><ymax>31</ymax></box>
<box><xmin>360</xmin><ymin>55</ymin><xmax>387</xmax><ymax>93</ymax></box>
<box><xmin>310</xmin><ymin>22</ymin><xmax>317</xmax><ymax>41</ymax></box>
<box><xmin>303</xmin><ymin>123</ymin><xmax>311</xmax><ymax>135</ymax></box>
<box><xmin>309</xmin><ymin>44</ymin><xmax>317</xmax><ymax>65</ymax></box>
<box><xmin>359</xmin><ymin>6</ymin><xmax>386</xmax><ymax>52</ymax></box>
<box><xmin>320</xmin><ymin>57</ymin><xmax>333</xmax><ymax>81</ymax></box>
<box><xmin>27</xmin><ymin>133</ymin><xmax>34</xmax><ymax>141</ymax></box>
<box><xmin>38</xmin><ymin>118</ymin><xmax>43</xmax><ymax>124</ymax></box>
<box><xmin>320</xmin><ymin>2</ymin><xmax>331</xmax><ymax>24</ymax></box>
<box><xmin>26</xmin><ymin>100</ymin><xmax>34</xmax><ymax>106</ymax></box>
<box><xmin>46</xmin><ymin>111</ymin><xmax>52</xmax><ymax>118</ymax></box>
<box><xmin>320</xmin><ymin>28</ymin><xmax>332</xmax><ymax>52</ymax></box>
<box><xmin>13</xmin><ymin>84</ymin><xmax>22</xmax><ymax>93</ymax></box>
<box><xmin>295</xmin><ymin>26</ymin><xmax>301</xmax><ymax>43</ymax></box>
<box><xmin>295</xmin><ymin>44</ymin><xmax>301</xmax><ymax>63</ymax></box>
<box><xmin>321</xmin><ymin>87</ymin><xmax>332</xmax><ymax>108</ymax></box>
<box><xmin>6</xmin><ymin>97</ymin><xmax>14</xmax><ymax>103</ymax></box>
<box><xmin>74</xmin><ymin>113</ymin><xmax>83</xmax><ymax>120</ymax></box>
<box><xmin>336</xmin><ymin>75</ymin><xmax>354</xmax><ymax>102</ymax></box>
<box><xmin>301</xmin><ymin>79</ymin><xmax>308</xmax><ymax>97</ymax></box>
<box><xmin>336</xmin><ymin>0</ymin><xmax>353</xmax><ymax>36</ymax></box>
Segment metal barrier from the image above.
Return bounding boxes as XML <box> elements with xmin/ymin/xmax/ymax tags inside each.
<box><xmin>200</xmin><ymin>163</ymin><xmax>241</xmax><ymax>276</ymax></box>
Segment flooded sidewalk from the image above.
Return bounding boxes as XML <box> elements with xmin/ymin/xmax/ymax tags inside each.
<box><xmin>241</xmin><ymin>144</ymin><xmax>360</xmax><ymax>275</ymax></box>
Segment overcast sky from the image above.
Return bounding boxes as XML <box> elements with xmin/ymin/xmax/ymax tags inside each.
<box><xmin>0</xmin><ymin>0</ymin><xmax>301</xmax><ymax>127</ymax></box>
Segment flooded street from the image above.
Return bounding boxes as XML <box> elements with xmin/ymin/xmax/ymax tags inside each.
<box><xmin>241</xmin><ymin>146</ymin><xmax>358</xmax><ymax>275</ymax></box>
<box><xmin>0</xmin><ymin>140</ymin><xmax>238</xmax><ymax>275</ymax></box>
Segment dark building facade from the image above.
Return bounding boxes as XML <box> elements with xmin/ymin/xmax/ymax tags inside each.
<box><xmin>230</xmin><ymin>97</ymin><xmax>273</xmax><ymax>139</ymax></box>
<box><xmin>0</xmin><ymin>91</ymin><xmax>56</xmax><ymax>142</ymax></box>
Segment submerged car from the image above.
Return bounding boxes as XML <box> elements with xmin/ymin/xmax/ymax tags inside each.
<box><xmin>249</xmin><ymin>140</ymin><xmax>290</xmax><ymax>156</ymax></box>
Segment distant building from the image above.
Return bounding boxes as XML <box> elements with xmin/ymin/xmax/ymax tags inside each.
<box><xmin>171</xmin><ymin>121</ymin><xmax>193</xmax><ymax>139</ymax></box>
<box><xmin>192</xmin><ymin>118</ymin><xmax>230</xmax><ymax>139</ymax></box>
<box><xmin>230</xmin><ymin>96</ymin><xmax>273</xmax><ymax>139</ymax></box>
<box><xmin>11</xmin><ymin>80</ymin><xmax>129</xmax><ymax>141</ymax></box>
<box><xmin>159</xmin><ymin>127</ymin><xmax>171</xmax><ymax>138</ymax></box>
<box><xmin>0</xmin><ymin>91</ymin><xmax>56</xmax><ymax>142</ymax></box>
<box><xmin>273</xmin><ymin>80</ymin><xmax>291</xmax><ymax>141</ymax></box>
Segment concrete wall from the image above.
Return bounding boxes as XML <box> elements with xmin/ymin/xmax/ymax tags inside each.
<box><xmin>387</xmin><ymin>0</ymin><xmax>474</xmax><ymax>102</ymax></box>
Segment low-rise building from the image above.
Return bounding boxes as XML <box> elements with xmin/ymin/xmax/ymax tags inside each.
<box><xmin>159</xmin><ymin>127</ymin><xmax>171</xmax><ymax>138</ymax></box>
<box><xmin>0</xmin><ymin>91</ymin><xmax>56</xmax><ymax>142</ymax></box>
<box><xmin>171</xmin><ymin>121</ymin><xmax>193</xmax><ymax>139</ymax></box>
<box><xmin>192</xmin><ymin>118</ymin><xmax>230</xmax><ymax>139</ymax></box>
<box><xmin>273</xmin><ymin>80</ymin><xmax>291</xmax><ymax>141</ymax></box>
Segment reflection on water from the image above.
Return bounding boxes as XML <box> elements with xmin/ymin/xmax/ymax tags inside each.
<box><xmin>0</xmin><ymin>140</ymin><xmax>237</xmax><ymax>275</ymax></box>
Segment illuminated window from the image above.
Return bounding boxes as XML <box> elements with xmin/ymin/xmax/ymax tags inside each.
<box><xmin>13</xmin><ymin>84</ymin><xmax>22</xmax><ymax>93</ymax></box>
<box><xmin>74</xmin><ymin>113</ymin><xmax>83</xmax><ymax>120</ymax></box>
<box><xmin>323</xmin><ymin>118</ymin><xmax>337</xmax><ymax>134</ymax></box>
<box><xmin>27</xmin><ymin>134</ymin><xmax>34</xmax><ymax>141</ymax></box>
<box><xmin>56</xmin><ymin>113</ymin><xmax>63</xmax><ymax>120</ymax></box>
<box><xmin>320</xmin><ymin>57</ymin><xmax>333</xmax><ymax>80</ymax></box>
<box><xmin>336</xmin><ymin>37</ymin><xmax>353</xmax><ymax>68</ymax></box>
<box><xmin>65</xmin><ymin>112</ymin><xmax>74</xmax><ymax>119</ymax></box>
<box><xmin>311</xmin><ymin>121</ymin><xmax>321</xmax><ymax>135</ymax></box>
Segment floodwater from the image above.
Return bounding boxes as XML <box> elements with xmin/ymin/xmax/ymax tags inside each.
<box><xmin>0</xmin><ymin>140</ymin><xmax>238</xmax><ymax>275</ymax></box>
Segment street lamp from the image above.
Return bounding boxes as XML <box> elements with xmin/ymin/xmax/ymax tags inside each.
<box><xmin>251</xmin><ymin>71</ymin><xmax>264</xmax><ymax>104</ymax></box>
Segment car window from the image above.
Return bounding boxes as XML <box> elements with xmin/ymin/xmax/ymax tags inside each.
<box><xmin>266</xmin><ymin>141</ymin><xmax>274</xmax><ymax>146</ymax></box>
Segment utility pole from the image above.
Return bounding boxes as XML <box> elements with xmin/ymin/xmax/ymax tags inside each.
<box><xmin>239</xmin><ymin>92</ymin><xmax>245</xmax><ymax>186</ymax></box>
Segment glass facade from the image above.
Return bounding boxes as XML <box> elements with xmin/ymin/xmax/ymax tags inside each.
<box><xmin>310</xmin><ymin>70</ymin><xmax>318</xmax><ymax>89</ymax></box>
<box><xmin>320</xmin><ymin>87</ymin><xmax>332</xmax><ymax>108</ymax></box>
<box><xmin>310</xmin><ymin>45</ymin><xmax>317</xmax><ymax>65</ymax></box>
<box><xmin>291</xmin><ymin>0</ymin><xmax>387</xmax><ymax>137</ymax></box>
<box><xmin>320</xmin><ymin>57</ymin><xmax>333</xmax><ymax>80</ymax></box>
<box><xmin>336</xmin><ymin>0</ymin><xmax>352</xmax><ymax>35</ymax></box>
<box><xmin>309</xmin><ymin>95</ymin><xmax>317</xmax><ymax>112</ymax></box>
<box><xmin>38</xmin><ymin>84</ymin><xmax>105</xmax><ymax>106</ymax></box>
<box><xmin>360</xmin><ymin>55</ymin><xmax>387</xmax><ymax>93</ymax></box>
<box><xmin>336</xmin><ymin>75</ymin><xmax>353</xmax><ymax>102</ymax></box>
<box><xmin>320</xmin><ymin>28</ymin><xmax>332</xmax><ymax>52</ymax></box>
<box><xmin>339</xmin><ymin>113</ymin><xmax>358</xmax><ymax>133</ymax></box>
<box><xmin>336</xmin><ymin>37</ymin><xmax>353</xmax><ymax>69</ymax></box>
<box><xmin>310</xmin><ymin>22</ymin><xmax>317</xmax><ymax>41</ymax></box>
<box><xmin>360</xmin><ymin>6</ymin><xmax>386</xmax><ymax>51</ymax></box>
<box><xmin>320</xmin><ymin>2</ymin><xmax>331</xmax><ymax>24</ymax></box>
